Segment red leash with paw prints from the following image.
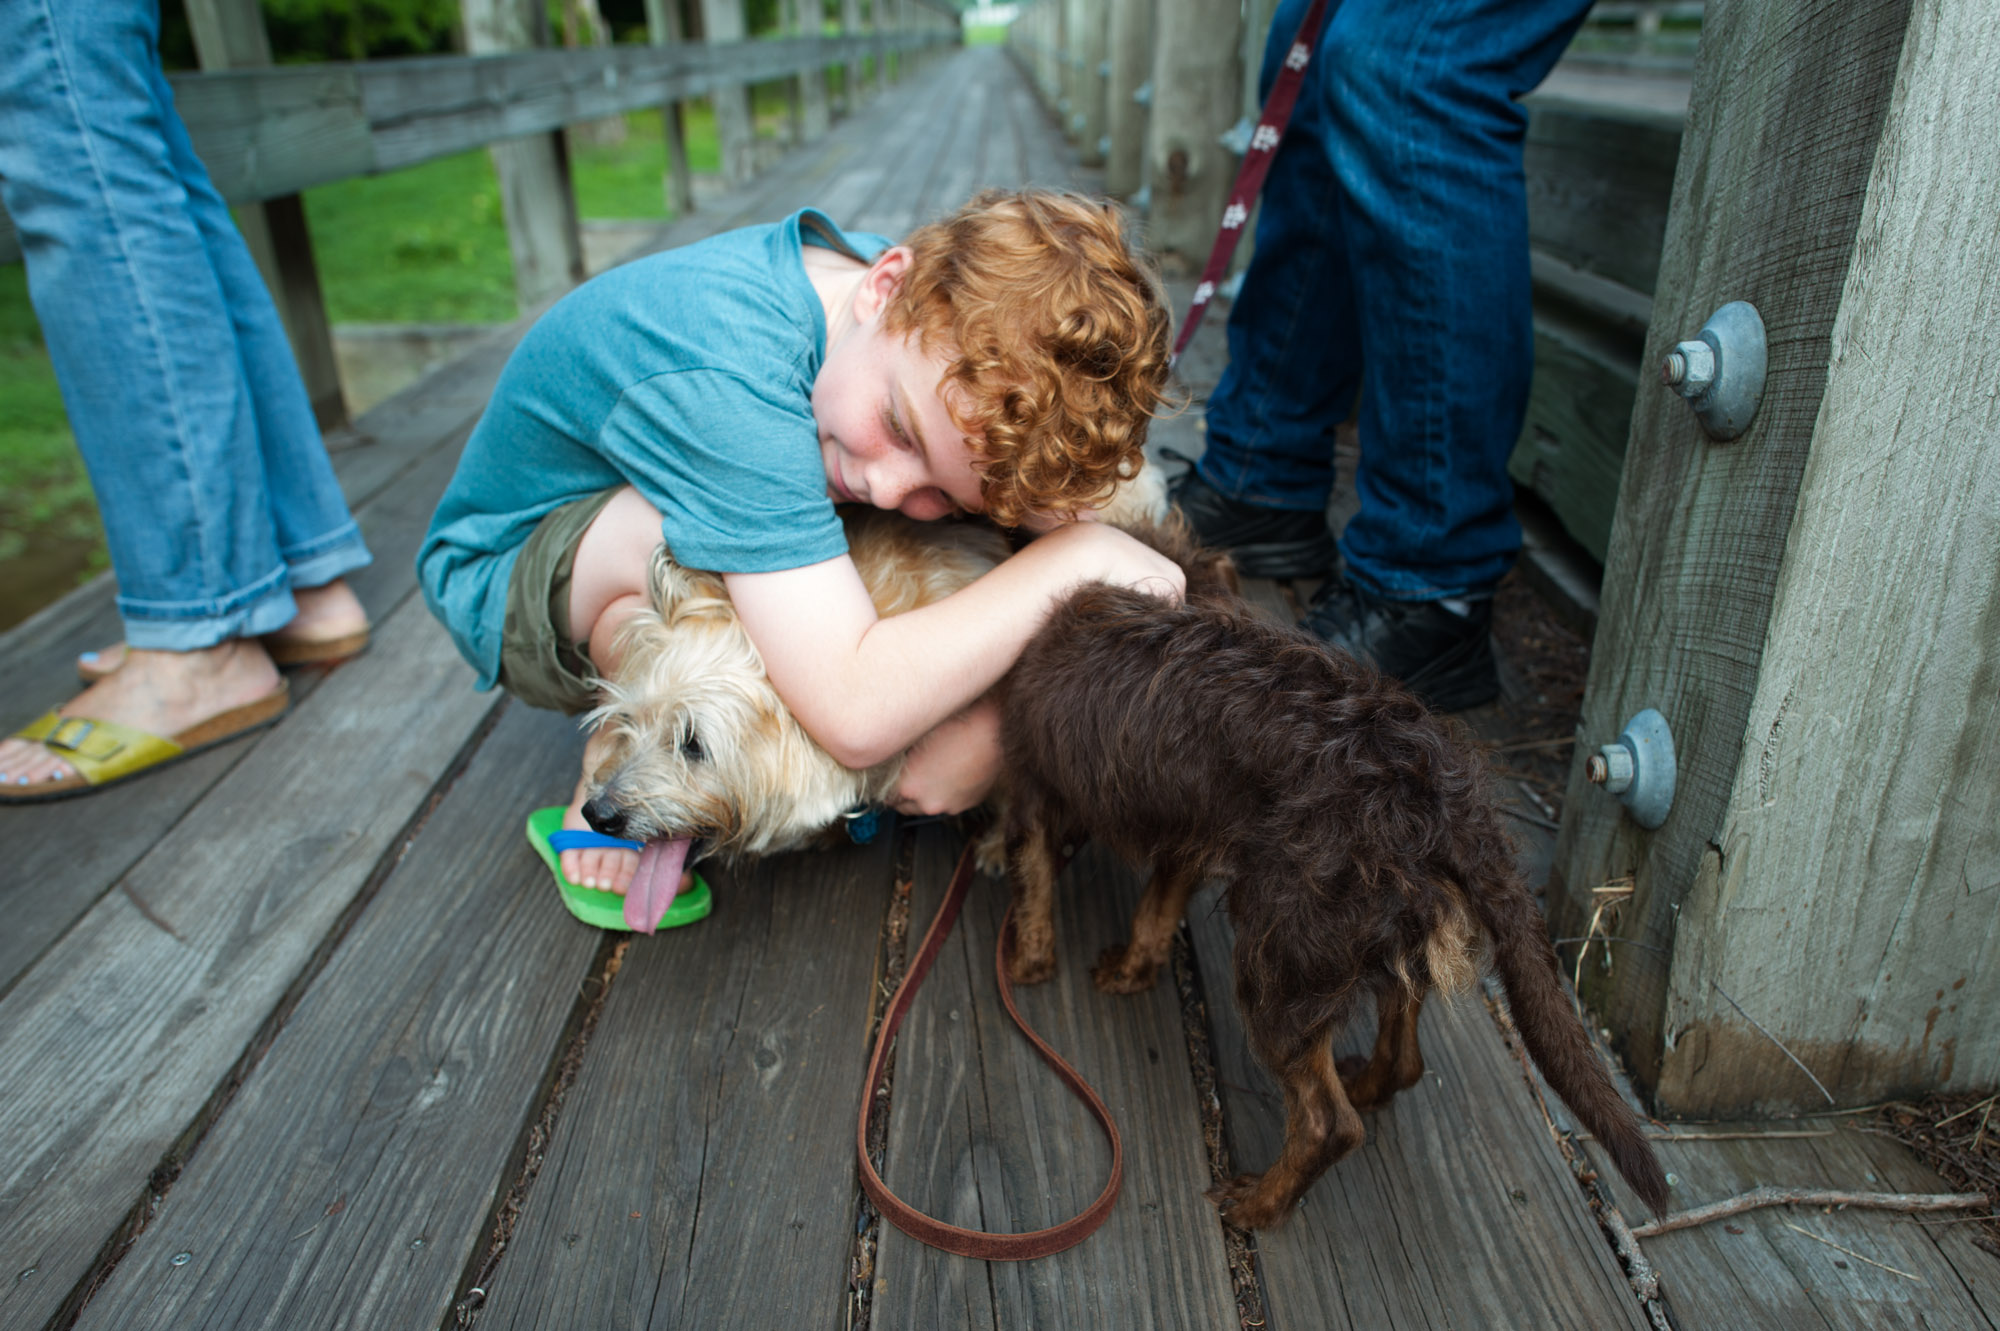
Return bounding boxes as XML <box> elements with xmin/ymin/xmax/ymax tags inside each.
<box><xmin>1172</xmin><ymin>0</ymin><xmax>1330</xmax><ymax>366</ymax></box>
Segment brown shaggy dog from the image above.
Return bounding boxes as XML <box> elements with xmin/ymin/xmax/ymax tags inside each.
<box><xmin>996</xmin><ymin>538</ymin><xmax>1669</xmax><ymax>1229</ymax></box>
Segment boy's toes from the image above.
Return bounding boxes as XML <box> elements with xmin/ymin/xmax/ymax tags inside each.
<box><xmin>560</xmin><ymin>846</ymin><xmax>639</xmax><ymax>893</ymax></box>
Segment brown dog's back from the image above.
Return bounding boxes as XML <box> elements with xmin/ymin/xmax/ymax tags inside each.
<box><xmin>999</xmin><ymin>566</ymin><xmax>1668</xmax><ymax>1222</ymax></box>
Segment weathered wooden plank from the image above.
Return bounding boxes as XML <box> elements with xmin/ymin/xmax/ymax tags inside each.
<box><xmin>0</xmin><ymin>426</ymin><xmax>472</xmax><ymax>995</ymax></box>
<box><xmin>1507</xmin><ymin>307</ymin><xmax>1643</xmax><ymax>563</ymax></box>
<box><xmin>472</xmin><ymin>837</ymin><xmax>895</xmax><ymax>1330</ymax></box>
<box><xmin>1647</xmin><ymin>0</ymin><xmax>2000</xmax><ymax>1111</ymax></box>
<box><xmin>1521</xmin><ymin>96</ymin><xmax>1682</xmax><ymax>298</ymax></box>
<box><xmin>67</xmin><ymin>703</ymin><xmax>602</xmax><ymax>1331</ymax></box>
<box><xmin>0</xmin><ymin>595</ymin><xmax>497</xmax><ymax>1331</ymax></box>
<box><xmin>1187</xmin><ymin>887</ymin><xmax>1651</xmax><ymax>1330</ymax></box>
<box><xmin>871</xmin><ymin>833</ymin><xmax>1238</xmax><ymax>1331</ymax></box>
<box><xmin>1141</xmin><ymin>0</ymin><xmax>1241</xmax><ymax>268</ymax></box>
<box><xmin>1104</xmin><ymin>0</ymin><xmax>1152</xmax><ymax>196</ymax></box>
<box><xmin>1548</xmin><ymin>0</ymin><xmax>1999</xmax><ymax>1110</ymax></box>
<box><xmin>1571</xmin><ymin>1115</ymin><xmax>2000</xmax><ymax>1330</ymax></box>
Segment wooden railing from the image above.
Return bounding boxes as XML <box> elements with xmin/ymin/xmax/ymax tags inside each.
<box><xmin>0</xmin><ymin>13</ymin><xmax>959</xmax><ymax>428</ymax></box>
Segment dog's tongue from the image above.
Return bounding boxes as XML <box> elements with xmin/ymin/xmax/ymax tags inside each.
<box><xmin>625</xmin><ymin>836</ymin><xmax>692</xmax><ymax>935</ymax></box>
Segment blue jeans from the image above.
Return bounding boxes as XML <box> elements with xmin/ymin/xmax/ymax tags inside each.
<box><xmin>0</xmin><ymin>0</ymin><xmax>368</xmax><ymax>650</ymax></box>
<box><xmin>1199</xmin><ymin>0</ymin><xmax>1590</xmax><ymax>600</ymax></box>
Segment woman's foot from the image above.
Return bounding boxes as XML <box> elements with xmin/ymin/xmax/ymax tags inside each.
<box><xmin>0</xmin><ymin>639</ymin><xmax>282</xmax><ymax>788</ymax></box>
<box><xmin>77</xmin><ymin>579</ymin><xmax>369</xmax><ymax>681</ymax></box>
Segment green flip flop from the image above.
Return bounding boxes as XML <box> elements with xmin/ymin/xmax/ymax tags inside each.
<box><xmin>525</xmin><ymin>805</ymin><xmax>712</xmax><ymax>932</ymax></box>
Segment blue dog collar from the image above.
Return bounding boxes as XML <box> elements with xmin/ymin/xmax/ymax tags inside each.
<box><xmin>842</xmin><ymin>805</ymin><xmax>883</xmax><ymax>844</ymax></box>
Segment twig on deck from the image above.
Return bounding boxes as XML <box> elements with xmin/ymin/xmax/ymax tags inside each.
<box><xmin>1502</xmin><ymin>804</ymin><xmax>1559</xmax><ymax>832</ymax></box>
<box><xmin>1571</xmin><ymin>878</ymin><xmax>1635</xmax><ymax>991</ymax></box>
<box><xmin>1780</xmin><ymin>1222</ymin><xmax>1922</xmax><ymax>1281</ymax></box>
<box><xmin>1935</xmin><ymin>1092</ymin><xmax>1999</xmax><ymax>1129</ymax></box>
<box><xmin>1630</xmin><ymin>1186</ymin><xmax>1990</xmax><ymax>1238</ymax></box>
<box><xmin>1710</xmin><ymin>981</ymin><xmax>1836</xmax><ymax>1105</ymax></box>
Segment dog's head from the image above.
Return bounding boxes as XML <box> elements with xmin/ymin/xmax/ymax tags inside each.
<box><xmin>580</xmin><ymin>550</ymin><xmax>881</xmax><ymax>862</ymax></box>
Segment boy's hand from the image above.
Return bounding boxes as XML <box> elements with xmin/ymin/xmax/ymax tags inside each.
<box><xmin>1031</xmin><ymin>520</ymin><xmax>1186</xmax><ymax>603</ymax></box>
<box><xmin>892</xmin><ymin>698</ymin><xmax>1004</xmax><ymax>815</ymax></box>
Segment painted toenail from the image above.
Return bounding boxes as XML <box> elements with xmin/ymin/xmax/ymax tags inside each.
<box><xmin>80</xmin><ymin>652</ymin><xmax>98</xmax><ymax>662</ymax></box>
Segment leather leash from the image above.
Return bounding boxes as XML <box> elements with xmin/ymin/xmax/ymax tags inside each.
<box><xmin>856</xmin><ymin>841</ymin><xmax>1123</xmax><ymax>1260</ymax></box>
<box><xmin>1171</xmin><ymin>0</ymin><xmax>1331</xmax><ymax>365</ymax></box>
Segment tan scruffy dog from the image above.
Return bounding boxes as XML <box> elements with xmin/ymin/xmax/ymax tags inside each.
<box><xmin>576</xmin><ymin>509</ymin><xmax>1013</xmax><ymax>875</ymax></box>
<box><xmin>574</xmin><ymin>466</ymin><xmax>1170</xmax><ymax>921</ymax></box>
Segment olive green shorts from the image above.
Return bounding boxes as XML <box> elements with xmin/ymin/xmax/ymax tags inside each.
<box><xmin>498</xmin><ymin>488</ymin><xmax>621</xmax><ymax>717</ymax></box>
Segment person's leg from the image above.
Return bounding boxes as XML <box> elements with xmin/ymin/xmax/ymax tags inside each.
<box><xmin>1299</xmin><ymin>0</ymin><xmax>1594</xmax><ymax>709</ymax></box>
<box><xmin>152</xmin><ymin>57</ymin><xmax>371</xmax><ymax>601</ymax></box>
<box><xmin>0</xmin><ymin>0</ymin><xmax>290</xmax><ymax>785</ymax></box>
<box><xmin>1177</xmin><ymin>0</ymin><xmax>1354</xmax><ymax>576</ymax></box>
<box><xmin>561</xmin><ymin>488</ymin><xmax>672</xmax><ymax>894</ymax></box>
<box><xmin>1324</xmin><ymin>0</ymin><xmax>1593</xmax><ymax>601</ymax></box>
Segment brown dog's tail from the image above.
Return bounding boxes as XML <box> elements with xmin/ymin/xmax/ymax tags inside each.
<box><xmin>1471</xmin><ymin>873</ymin><xmax>1671</xmax><ymax>1215</ymax></box>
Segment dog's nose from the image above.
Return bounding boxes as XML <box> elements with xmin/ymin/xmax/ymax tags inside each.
<box><xmin>581</xmin><ymin>797</ymin><xmax>629</xmax><ymax>839</ymax></box>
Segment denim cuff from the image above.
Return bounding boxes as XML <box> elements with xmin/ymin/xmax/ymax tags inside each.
<box><xmin>284</xmin><ymin>522</ymin><xmax>372</xmax><ymax>591</ymax></box>
<box><xmin>119</xmin><ymin>565</ymin><xmax>298</xmax><ymax>651</ymax></box>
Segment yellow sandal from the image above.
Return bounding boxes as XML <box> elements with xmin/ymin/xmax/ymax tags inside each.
<box><xmin>0</xmin><ymin>679</ymin><xmax>290</xmax><ymax>803</ymax></box>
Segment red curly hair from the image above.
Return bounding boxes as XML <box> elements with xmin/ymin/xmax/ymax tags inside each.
<box><xmin>883</xmin><ymin>189</ymin><xmax>1174</xmax><ymax>527</ymax></box>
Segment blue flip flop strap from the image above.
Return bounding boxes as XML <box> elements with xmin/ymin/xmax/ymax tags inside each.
<box><xmin>548</xmin><ymin>828</ymin><xmax>644</xmax><ymax>853</ymax></box>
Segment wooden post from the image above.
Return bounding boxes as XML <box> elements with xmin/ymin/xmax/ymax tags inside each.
<box><xmin>644</xmin><ymin>0</ymin><xmax>696</xmax><ymax>216</ymax></box>
<box><xmin>183</xmin><ymin>0</ymin><xmax>346</xmax><ymax>431</ymax></box>
<box><xmin>1072</xmin><ymin>0</ymin><xmax>1108</xmax><ymax>166</ymax></box>
<box><xmin>696</xmin><ymin>0</ymin><xmax>758</xmax><ymax>187</ymax></box>
<box><xmin>1104</xmin><ymin>0</ymin><xmax>1153</xmax><ymax>197</ymax></box>
<box><xmin>462</xmin><ymin>0</ymin><xmax>585</xmax><ymax>310</ymax></box>
<box><xmin>1550</xmin><ymin>0</ymin><xmax>2000</xmax><ymax>1115</ymax></box>
<box><xmin>1141</xmin><ymin>0</ymin><xmax>1240</xmax><ymax>269</ymax></box>
<box><xmin>873</xmin><ymin>0</ymin><xmax>890</xmax><ymax>97</ymax></box>
<box><xmin>793</xmin><ymin>0</ymin><xmax>832</xmax><ymax>142</ymax></box>
<box><xmin>841</xmin><ymin>0</ymin><xmax>867</xmax><ymax>111</ymax></box>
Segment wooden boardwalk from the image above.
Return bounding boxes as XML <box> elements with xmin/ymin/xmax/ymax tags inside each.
<box><xmin>3</xmin><ymin>46</ymin><xmax>1994</xmax><ymax>1331</ymax></box>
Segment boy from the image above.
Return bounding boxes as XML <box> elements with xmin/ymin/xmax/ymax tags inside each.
<box><xmin>419</xmin><ymin>189</ymin><xmax>1183</xmax><ymax>896</ymax></box>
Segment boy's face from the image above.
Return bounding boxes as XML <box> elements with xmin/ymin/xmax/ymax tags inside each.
<box><xmin>814</xmin><ymin>251</ymin><xmax>985</xmax><ymax>522</ymax></box>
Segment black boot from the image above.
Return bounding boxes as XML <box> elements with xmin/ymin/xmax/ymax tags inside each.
<box><xmin>1168</xmin><ymin>469</ymin><xmax>1335</xmax><ymax>578</ymax></box>
<box><xmin>1302</xmin><ymin>575</ymin><xmax>1499</xmax><ymax>711</ymax></box>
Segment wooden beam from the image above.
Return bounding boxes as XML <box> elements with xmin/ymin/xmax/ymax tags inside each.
<box><xmin>1104</xmin><ymin>0</ymin><xmax>1153</xmax><ymax>196</ymax></box>
<box><xmin>697</xmin><ymin>0</ymin><xmax>758</xmax><ymax>187</ymax></box>
<box><xmin>0</xmin><ymin>34</ymin><xmax>954</xmax><ymax>263</ymax></box>
<box><xmin>462</xmin><ymin>0</ymin><xmax>586</xmax><ymax>311</ymax></box>
<box><xmin>1141</xmin><ymin>0</ymin><xmax>1241</xmax><ymax>268</ymax></box>
<box><xmin>185</xmin><ymin>0</ymin><xmax>348</xmax><ymax>430</ymax></box>
<box><xmin>644</xmin><ymin>0</ymin><xmax>697</xmax><ymax>215</ymax></box>
<box><xmin>791</xmin><ymin>0</ymin><xmax>831</xmax><ymax>142</ymax></box>
<box><xmin>1549</xmin><ymin>0</ymin><xmax>2000</xmax><ymax>1115</ymax></box>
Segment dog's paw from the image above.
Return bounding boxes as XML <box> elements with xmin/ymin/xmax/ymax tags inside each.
<box><xmin>970</xmin><ymin>823</ymin><xmax>1008</xmax><ymax>877</ymax></box>
<box><xmin>1090</xmin><ymin>945</ymin><xmax>1161</xmax><ymax>995</ymax></box>
<box><xmin>1206</xmin><ymin>1173</ymin><xmax>1296</xmax><ymax>1231</ymax></box>
<box><xmin>1006</xmin><ymin>950</ymin><xmax>1057</xmax><ymax>986</ymax></box>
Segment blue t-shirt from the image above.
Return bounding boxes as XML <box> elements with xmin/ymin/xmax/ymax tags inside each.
<box><xmin>418</xmin><ymin>210</ymin><xmax>890</xmax><ymax>689</ymax></box>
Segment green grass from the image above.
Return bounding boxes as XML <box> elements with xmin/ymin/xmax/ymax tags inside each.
<box><xmin>0</xmin><ymin>99</ymin><xmax>745</xmax><ymax>621</ymax></box>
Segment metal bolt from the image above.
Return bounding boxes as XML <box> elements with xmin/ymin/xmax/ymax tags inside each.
<box><xmin>1663</xmin><ymin>339</ymin><xmax>1716</xmax><ymax>396</ymax></box>
<box><xmin>171</xmin><ymin>1252</ymin><xmax>192</xmax><ymax>1267</ymax></box>
<box><xmin>1585</xmin><ymin>754</ymin><xmax>1607</xmax><ymax>784</ymax></box>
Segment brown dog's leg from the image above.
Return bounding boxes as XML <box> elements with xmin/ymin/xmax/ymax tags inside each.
<box><xmin>1212</xmin><ymin>1036</ymin><xmax>1364</xmax><ymax>1229</ymax></box>
<box><xmin>1092</xmin><ymin>856</ymin><xmax>1204</xmax><ymax>995</ymax></box>
<box><xmin>1336</xmin><ymin>987</ymin><xmax>1428</xmax><ymax>1110</ymax></box>
<box><xmin>1003</xmin><ymin>792</ymin><xmax>1068</xmax><ymax>985</ymax></box>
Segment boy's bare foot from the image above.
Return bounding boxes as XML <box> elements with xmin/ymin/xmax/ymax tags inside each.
<box><xmin>560</xmin><ymin>728</ymin><xmax>693</xmax><ymax>899</ymax></box>
<box><xmin>0</xmin><ymin>640</ymin><xmax>282</xmax><ymax>787</ymax></box>
<box><xmin>76</xmin><ymin>579</ymin><xmax>369</xmax><ymax>679</ymax></box>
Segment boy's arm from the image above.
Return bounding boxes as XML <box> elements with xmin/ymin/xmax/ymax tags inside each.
<box><xmin>725</xmin><ymin>520</ymin><xmax>1182</xmax><ymax>770</ymax></box>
